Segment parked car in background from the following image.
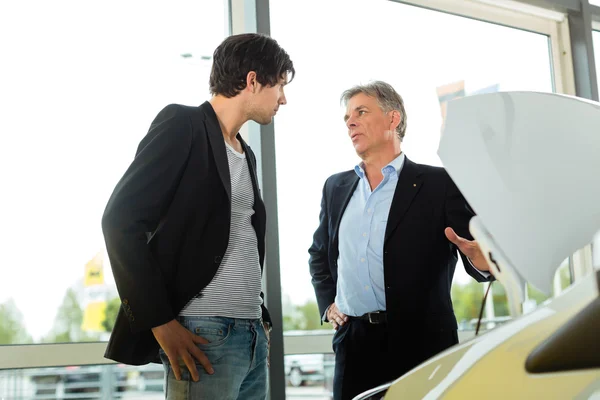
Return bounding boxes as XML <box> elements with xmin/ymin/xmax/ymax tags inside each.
<box><xmin>133</xmin><ymin>363</ymin><xmax>164</xmax><ymax>392</ymax></box>
<box><xmin>29</xmin><ymin>364</ymin><xmax>128</xmax><ymax>398</ymax></box>
<box><xmin>284</xmin><ymin>353</ymin><xmax>334</xmax><ymax>389</ymax></box>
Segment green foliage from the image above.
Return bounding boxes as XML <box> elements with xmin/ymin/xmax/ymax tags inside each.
<box><xmin>451</xmin><ymin>281</ymin><xmax>484</xmax><ymax>324</ymax></box>
<box><xmin>0</xmin><ymin>299</ymin><xmax>32</xmax><ymax>344</ymax></box>
<box><xmin>102</xmin><ymin>297</ymin><xmax>121</xmax><ymax>332</ymax></box>
<box><xmin>43</xmin><ymin>288</ymin><xmax>98</xmax><ymax>343</ymax></box>
<box><xmin>282</xmin><ymin>297</ymin><xmax>330</xmax><ymax>331</ymax></box>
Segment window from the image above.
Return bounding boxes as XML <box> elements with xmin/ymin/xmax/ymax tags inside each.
<box><xmin>270</xmin><ymin>0</ymin><xmax>555</xmax><ymax>336</ymax></box>
<box><xmin>0</xmin><ymin>0</ymin><xmax>228</xmax><ymax>345</ymax></box>
<box><xmin>594</xmin><ymin>31</ymin><xmax>600</xmax><ymax>96</ymax></box>
<box><xmin>0</xmin><ymin>363</ymin><xmax>162</xmax><ymax>398</ymax></box>
<box><xmin>589</xmin><ymin>30</ymin><xmax>600</xmax><ymax>268</ymax></box>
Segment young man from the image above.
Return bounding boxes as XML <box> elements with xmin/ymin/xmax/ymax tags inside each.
<box><xmin>102</xmin><ymin>33</ymin><xmax>294</xmax><ymax>399</ymax></box>
<box><xmin>308</xmin><ymin>81</ymin><xmax>492</xmax><ymax>400</ymax></box>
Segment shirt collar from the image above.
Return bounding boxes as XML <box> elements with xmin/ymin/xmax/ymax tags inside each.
<box><xmin>354</xmin><ymin>152</ymin><xmax>406</xmax><ymax>179</ymax></box>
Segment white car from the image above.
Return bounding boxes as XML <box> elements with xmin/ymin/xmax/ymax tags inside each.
<box><xmin>284</xmin><ymin>353</ymin><xmax>335</xmax><ymax>388</ymax></box>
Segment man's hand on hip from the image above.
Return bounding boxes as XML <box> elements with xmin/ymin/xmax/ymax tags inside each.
<box><xmin>151</xmin><ymin>319</ymin><xmax>214</xmax><ymax>381</ymax></box>
<box><xmin>327</xmin><ymin>303</ymin><xmax>348</xmax><ymax>330</ymax></box>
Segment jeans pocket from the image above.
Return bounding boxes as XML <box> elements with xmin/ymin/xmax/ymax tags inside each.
<box><xmin>191</xmin><ymin>320</ymin><xmax>232</xmax><ymax>348</ymax></box>
<box><xmin>159</xmin><ymin>350</ymin><xmax>194</xmax><ymax>385</ymax></box>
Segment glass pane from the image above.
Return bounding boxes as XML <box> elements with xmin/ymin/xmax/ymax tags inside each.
<box><xmin>595</xmin><ymin>31</ymin><xmax>600</xmax><ymax>271</ymax></box>
<box><xmin>0</xmin><ymin>363</ymin><xmax>165</xmax><ymax>400</ymax></box>
<box><xmin>270</xmin><ymin>0</ymin><xmax>554</xmax><ymax>332</ymax></box>
<box><xmin>594</xmin><ymin>31</ymin><xmax>600</xmax><ymax>99</ymax></box>
<box><xmin>0</xmin><ymin>0</ymin><xmax>228</xmax><ymax>345</ymax></box>
<box><xmin>568</xmin><ymin>28</ymin><xmax>600</xmax><ymax>268</ymax></box>
<box><xmin>0</xmin><ymin>354</ymin><xmax>336</xmax><ymax>400</ymax></box>
<box><xmin>453</xmin><ymin>257</ymin><xmax>571</xmax><ymax>333</ymax></box>
<box><xmin>594</xmin><ymin>232</ymin><xmax>600</xmax><ymax>268</ymax></box>
<box><xmin>285</xmin><ymin>353</ymin><xmax>334</xmax><ymax>399</ymax></box>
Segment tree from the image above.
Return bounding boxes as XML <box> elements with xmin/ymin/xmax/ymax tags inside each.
<box><xmin>0</xmin><ymin>299</ymin><xmax>32</xmax><ymax>344</ymax></box>
<box><xmin>101</xmin><ymin>297</ymin><xmax>121</xmax><ymax>332</ymax></box>
<box><xmin>452</xmin><ymin>264</ymin><xmax>573</xmax><ymax>327</ymax></box>
<box><xmin>451</xmin><ymin>281</ymin><xmax>484</xmax><ymax>325</ymax></box>
<box><xmin>43</xmin><ymin>288</ymin><xmax>98</xmax><ymax>343</ymax></box>
<box><xmin>452</xmin><ymin>280</ymin><xmax>510</xmax><ymax>327</ymax></box>
<box><xmin>282</xmin><ymin>297</ymin><xmax>330</xmax><ymax>331</ymax></box>
<box><xmin>294</xmin><ymin>301</ymin><xmax>322</xmax><ymax>331</ymax></box>
<box><xmin>558</xmin><ymin>264</ymin><xmax>572</xmax><ymax>289</ymax></box>
<box><xmin>489</xmin><ymin>283</ymin><xmax>509</xmax><ymax>316</ymax></box>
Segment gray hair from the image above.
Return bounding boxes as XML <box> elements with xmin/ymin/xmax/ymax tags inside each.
<box><xmin>340</xmin><ymin>81</ymin><xmax>407</xmax><ymax>141</ymax></box>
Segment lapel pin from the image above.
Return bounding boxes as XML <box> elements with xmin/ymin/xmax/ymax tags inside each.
<box><xmin>413</xmin><ymin>183</ymin><xmax>416</xmax><ymax>187</ymax></box>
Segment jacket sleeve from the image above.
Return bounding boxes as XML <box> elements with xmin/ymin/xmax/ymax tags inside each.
<box><xmin>102</xmin><ymin>104</ymin><xmax>193</xmax><ymax>333</ymax></box>
<box><xmin>309</xmin><ymin>178</ymin><xmax>337</xmax><ymax>321</ymax></box>
<box><xmin>444</xmin><ymin>172</ymin><xmax>493</xmax><ymax>283</ymax></box>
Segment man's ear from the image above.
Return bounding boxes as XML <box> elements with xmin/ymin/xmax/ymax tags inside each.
<box><xmin>246</xmin><ymin>71</ymin><xmax>257</xmax><ymax>93</ymax></box>
<box><xmin>390</xmin><ymin>110</ymin><xmax>402</xmax><ymax>131</ymax></box>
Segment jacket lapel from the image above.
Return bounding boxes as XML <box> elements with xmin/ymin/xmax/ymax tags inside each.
<box><xmin>200</xmin><ymin>102</ymin><xmax>231</xmax><ymax>203</ymax></box>
<box><xmin>385</xmin><ymin>157</ymin><xmax>423</xmax><ymax>243</ymax></box>
<box><xmin>331</xmin><ymin>173</ymin><xmax>359</xmax><ymax>251</ymax></box>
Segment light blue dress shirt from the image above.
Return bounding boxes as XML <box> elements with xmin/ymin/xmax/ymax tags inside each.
<box><xmin>335</xmin><ymin>153</ymin><xmax>405</xmax><ymax>317</ymax></box>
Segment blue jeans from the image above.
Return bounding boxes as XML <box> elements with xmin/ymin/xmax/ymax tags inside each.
<box><xmin>159</xmin><ymin>316</ymin><xmax>269</xmax><ymax>400</ymax></box>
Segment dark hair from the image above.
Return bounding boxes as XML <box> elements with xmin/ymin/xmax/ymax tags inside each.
<box><xmin>209</xmin><ymin>33</ymin><xmax>295</xmax><ymax>97</ymax></box>
<box><xmin>341</xmin><ymin>81</ymin><xmax>407</xmax><ymax>141</ymax></box>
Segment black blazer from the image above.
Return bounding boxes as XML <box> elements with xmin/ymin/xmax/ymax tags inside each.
<box><xmin>102</xmin><ymin>102</ymin><xmax>270</xmax><ymax>365</ymax></box>
<box><xmin>309</xmin><ymin>158</ymin><xmax>490</xmax><ymax>364</ymax></box>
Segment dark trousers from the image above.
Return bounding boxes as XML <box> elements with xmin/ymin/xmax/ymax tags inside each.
<box><xmin>332</xmin><ymin>319</ymin><xmax>458</xmax><ymax>400</ymax></box>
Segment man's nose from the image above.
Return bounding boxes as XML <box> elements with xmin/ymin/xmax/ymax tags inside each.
<box><xmin>279</xmin><ymin>93</ymin><xmax>287</xmax><ymax>105</ymax></box>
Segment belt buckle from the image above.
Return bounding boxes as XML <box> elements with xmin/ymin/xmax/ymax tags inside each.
<box><xmin>368</xmin><ymin>312</ymin><xmax>380</xmax><ymax>324</ymax></box>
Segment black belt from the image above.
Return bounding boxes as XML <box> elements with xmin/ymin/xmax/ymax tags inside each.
<box><xmin>351</xmin><ymin>311</ymin><xmax>387</xmax><ymax>324</ymax></box>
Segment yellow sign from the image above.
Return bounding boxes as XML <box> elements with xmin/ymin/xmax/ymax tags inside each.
<box><xmin>82</xmin><ymin>301</ymin><xmax>107</xmax><ymax>331</ymax></box>
<box><xmin>84</xmin><ymin>253</ymin><xmax>104</xmax><ymax>287</ymax></box>
<box><xmin>81</xmin><ymin>252</ymin><xmax>107</xmax><ymax>332</ymax></box>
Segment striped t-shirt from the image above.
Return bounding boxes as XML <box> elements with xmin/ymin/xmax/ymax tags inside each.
<box><xmin>179</xmin><ymin>140</ymin><xmax>263</xmax><ymax>319</ymax></box>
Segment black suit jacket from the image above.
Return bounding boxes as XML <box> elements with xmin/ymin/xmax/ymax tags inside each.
<box><xmin>102</xmin><ymin>102</ymin><xmax>270</xmax><ymax>365</ymax></box>
<box><xmin>309</xmin><ymin>158</ymin><xmax>490</xmax><ymax>365</ymax></box>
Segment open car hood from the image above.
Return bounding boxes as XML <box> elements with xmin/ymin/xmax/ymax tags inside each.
<box><xmin>439</xmin><ymin>91</ymin><xmax>600</xmax><ymax>307</ymax></box>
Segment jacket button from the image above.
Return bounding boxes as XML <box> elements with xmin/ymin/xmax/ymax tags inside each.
<box><xmin>214</xmin><ymin>256</ymin><xmax>222</xmax><ymax>264</ymax></box>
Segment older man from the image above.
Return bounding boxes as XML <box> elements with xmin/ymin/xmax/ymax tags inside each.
<box><xmin>309</xmin><ymin>81</ymin><xmax>492</xmax><ymax>400</ymax></box>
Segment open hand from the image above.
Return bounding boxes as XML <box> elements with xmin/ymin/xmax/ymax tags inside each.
<box><xmin>445</xmin><ymin>227</ymin><xmax>492</xmax><ymax>273</ymax></box>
